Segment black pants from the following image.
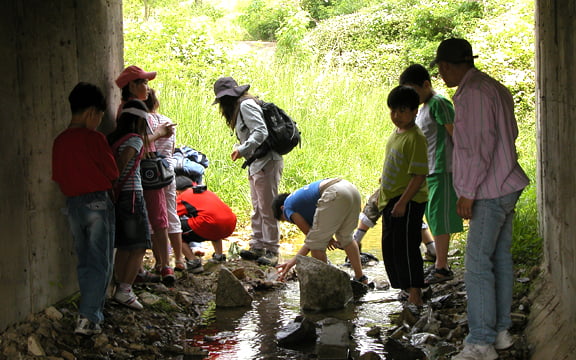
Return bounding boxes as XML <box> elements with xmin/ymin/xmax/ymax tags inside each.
<box><xmin>381</xmin><ymin>197</ymin><xmax>426</xmax><ymax>290</ymax></box>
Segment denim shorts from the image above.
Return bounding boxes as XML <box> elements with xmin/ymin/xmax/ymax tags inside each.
<box><xmin>115</xmin><ymin>190</ymin><xmax>152</xmax><ymax>250</ymax></box>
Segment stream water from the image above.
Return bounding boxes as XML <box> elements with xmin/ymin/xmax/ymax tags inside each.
<box><xmin>181</xmin><ymin>226</ymin><xmax>403</xmax><ymax>359</ymax></box>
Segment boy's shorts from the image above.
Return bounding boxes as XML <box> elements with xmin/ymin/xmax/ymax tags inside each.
<box><xmin>182</xmin><ymin>230</ymin><xmax>208</xmax><ymax>245</ymax></box>
<box><xmin>425</xmin><ymin>172</ymin><xmax>463</xmax><ymax>236</ymax></box>
<box><xmin>144</xmin><ymin>188</ymin><xmax>168</xmax><ymax>230</ymax></box>
<box><xmin>115</xmin><ymin>190</ymin><xmax>152</xmax><ymax>250</ymax></box>
<box><xmin>305</xmin><ymin>180</ymin><xmax>361</xmax><ymax>251</ymax></box>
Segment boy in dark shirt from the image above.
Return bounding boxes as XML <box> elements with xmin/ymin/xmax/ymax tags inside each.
<box><xmin>52</xmin><ymin>82</ymin><xmax>119</xmax><ymax>335</ymax></box>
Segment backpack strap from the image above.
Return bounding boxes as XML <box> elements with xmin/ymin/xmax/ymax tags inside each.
<box><xmin>235</xmin><ymin>97</ymin><xmax>266</xmax><ymax>169</ymax></box>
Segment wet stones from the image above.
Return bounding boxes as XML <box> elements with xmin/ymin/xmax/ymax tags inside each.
<box><xmin>316</xmin><ymin>318</ymin><xmax>352</xmax><ymax>359</ymax></box>
<box><xmin>215</xmin><ymin>266</ymin><xmax>253</xmax><ymax>308</ymax></box>
<box><xmin>296</xmin><ymin>255</ymin><xmax>353</xmax><ymax>311</ymax></box>
<box><xmin>276</xmin><ymin>316</ymin><xmax>317</xmax><ymax>347</ymax></box>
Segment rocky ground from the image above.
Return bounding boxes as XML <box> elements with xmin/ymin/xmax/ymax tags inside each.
<box><xmin>365</xmin><ymin>261</ymin><xmax>537</xmax><ymax>360</ymax></box>
<box><xmin>0</xmin><ymin>245</ymin><xmax>538</xmax><ymax>360</ymax></box>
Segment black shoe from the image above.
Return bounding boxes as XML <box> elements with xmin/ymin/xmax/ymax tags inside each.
<box><xmin>240</xmin><ymin>248</ymin><xmax>265</xmax><ymax>261</ymax></box>
<box><xmin>257</xmin><ymin>250</ymin><xmax>278</xmax><ymax>266</ymax></box>
<box><xmin>343</xmin><ymin>252</ymin><xmax>379</xmax><ymax>267</ymax></box>
<box><xmin>424</xmin><ymin>267</ymin><xmax>454</xmax><ymax>285</ymax></box>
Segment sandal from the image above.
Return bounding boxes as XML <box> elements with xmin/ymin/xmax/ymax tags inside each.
<box><xmin>397</xmin><ymin>289</ymin><xmax>409</xmax><ymax>302</ymax></box>
<box><xmin>134</xmin><ymin>270</ymin><xmax>161</xmax><ymax>284</ymax></box>
<box><xmin>424</xmin><ymin>267</ymin><xmax>454</xmax><ymax>285</ymax></box>
<box><xmin>353</xmin><ymin>274</ymin><xmax>369</xmax><ymax>284</ymax></box>
<box><xmin>175</xmin><ymin>260</ymin><xmax>187</xmax><ymax>272</ymax></box>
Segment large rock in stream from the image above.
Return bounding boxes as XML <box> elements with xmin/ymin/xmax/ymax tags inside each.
<box><xmin>215</xmin><ymin>267</ymin><xmax>253</xmax><ymax>308</ymax></box>
<box><xmin>296</xmin><ymin>255</ymin><xmax>353</xmax><ymax>311</ymax></box>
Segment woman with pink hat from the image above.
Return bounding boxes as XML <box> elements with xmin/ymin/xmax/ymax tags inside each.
<box><xmin>115</xmin><ymin>65</ymin><xmax>176</xmax><ymax>286</ymax></box>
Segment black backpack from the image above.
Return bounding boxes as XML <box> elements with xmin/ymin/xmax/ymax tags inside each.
<box><xmin>240</xmin><ymin>98</ymin><xmax>301</xmax><ymax>168</ymax></box>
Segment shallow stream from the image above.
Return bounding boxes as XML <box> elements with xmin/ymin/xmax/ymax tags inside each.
<box><xmin>182</xmin><ymin>227</ymin><xmax>402</xmax><ymax>359</ymax></box>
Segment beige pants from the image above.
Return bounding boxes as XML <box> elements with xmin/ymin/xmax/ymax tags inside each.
<box><xmin>248</xmin><ymin>159</ymin><xmax>283</xmax><ymax>253</ymax></box>
<box><xmin>305</xmin><ymin>179</ymin><xmax>361</xmax><ymax>251</ymax></box>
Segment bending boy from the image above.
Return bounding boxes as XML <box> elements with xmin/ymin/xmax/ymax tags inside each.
<box><xmin>176</xmin><ymin>176</ymin><xmax>237</xmax><ymax>271</ymax></box>
<box><xmin>273</xmin><ymin>178</ymin><xmax>367</xmax><ymax>283</ymax></box>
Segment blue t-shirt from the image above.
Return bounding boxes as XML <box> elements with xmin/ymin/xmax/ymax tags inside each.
<box><xmin>283</xmin><ymin>180</ymin><xmax>323</xmax><ymax>225</ymax></box>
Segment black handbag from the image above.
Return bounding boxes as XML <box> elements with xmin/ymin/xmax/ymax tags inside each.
<box><xmin>140</xmin><ymin>152</ymin><xmax>175</xmax><ymax>190</ymax></box>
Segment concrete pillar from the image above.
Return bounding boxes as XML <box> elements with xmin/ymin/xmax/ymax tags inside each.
<box><xmin>0</xmin><ymin>0</ymin><xmax>123</xmax><ymax>330</ymax></box>
<box><xmin>528</xmin><ymin>0</ymin><xmax>576</xmax><ymax>358</ymax></box>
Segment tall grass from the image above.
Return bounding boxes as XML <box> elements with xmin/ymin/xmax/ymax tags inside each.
<box><xmin>154</xmin><ymin>56</ymin><xmax>397</xmax><ymax>227</ymax></box>
<box><xmin>153</xmin><ymin>53</ymin><xmax>540</xmax><ymax>269</ymax></box>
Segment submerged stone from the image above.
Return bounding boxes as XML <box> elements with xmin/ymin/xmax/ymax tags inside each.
<box><xmin>276</xmin><ymin>316</ymin><xmax>317</xmax><ymax>347</ymax></box>
<box><xmin>316</xmin><ymin>318</ymin><xmax>351</xmax><ymax>359</ymax></box>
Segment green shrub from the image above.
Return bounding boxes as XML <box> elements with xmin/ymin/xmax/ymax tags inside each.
<box><xmin>237</xmin><ymin>0</ymin><xmax>291</xmax><ymax>41</ymax></box>
<box><xmin>301</xmin><ymin>0</ymin><xmax>380</xmax><ymax>21</ymax></box>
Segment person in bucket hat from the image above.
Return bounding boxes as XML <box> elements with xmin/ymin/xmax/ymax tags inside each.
<box><xmin>432</xmin><ymin>39</ymin><xmax>529</xmax><ymax>360</ymax></box>
<box><xmin>212</xmin><ymin>77</ymin><xmax>250</xmax><ymax>104</ymax></box>
<box><xmin>213</xmin><ymin>76</ymin><xmax>283</xmax><ymax>266</ymax></box>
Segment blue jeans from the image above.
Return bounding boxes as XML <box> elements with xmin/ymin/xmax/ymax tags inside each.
<box><xmin>66</xmin><ymin>191</ymin><xmax>115</xmax><ymax>324</ymax></box>
<box><xmin>464</xmin><ymin>190</ymin><xmax>522</xmax><ymax>345</ymax></box>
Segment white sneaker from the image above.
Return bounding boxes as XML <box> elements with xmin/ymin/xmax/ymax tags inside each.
<box><xmin>494</xmin><ymin>330</ymin><xmax>514</xmax><ymax>350</ymax></box>
<box><xmin>453</xmin><ymin>343</ymin><xmax>498</xmax><ymax>360</ymax></box>
<box><xmin>74</xmin><ymin>317</ymin><xmax>102</xmax><ymax>336</ymax></box>
<box><xmin>113</xmin><ymin>288</ymin><xmax>143</xmax><ymax>310</ymax></box>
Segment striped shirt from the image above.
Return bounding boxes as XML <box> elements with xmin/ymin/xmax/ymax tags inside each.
<box><xmin>452</xmin><ymin>68</ymin><xmax>529</xmax><ymax>199</ymax></box>
<box><xmin>149</xmin><ymin>112</ymin><xmax>176</xmax><ymax>170</ymax></box>
<box><xmin>117</xmin><ymin>136</ymin><xmax>144</xmax><ymax>191</ymax></box>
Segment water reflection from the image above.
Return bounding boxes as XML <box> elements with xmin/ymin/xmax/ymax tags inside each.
<box><xmin>186</xmin><ymin>224</ymin><xmax>402</xmax><ymax>359</ymax></box>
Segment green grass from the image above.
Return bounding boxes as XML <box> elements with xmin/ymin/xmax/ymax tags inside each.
<box><xmin>155</xmin><ymin>56</ymin><xmax>396</xmax><ymax>227</ymax></box>
<box><xmin>152</xmin><ymin>52</ymin><xmax>541</xmax><ymax>268</ymax></box>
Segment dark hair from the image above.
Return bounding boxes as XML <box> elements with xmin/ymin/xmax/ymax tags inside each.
<box><xmin>144</xmin><ymin>88</ymin><xmax>159</xmax><ymax>113</ymax></box>
<box><xmin>218</xmin><ymin>93</ymin><xmax>256</xmax><ymax>130</ymax></box>
<box><xmin>68</xmin><ymin>82</ymin><xmax>106</xmax><ymax>114</ymax></box>
<box><xmin>121</xmin><ymin>78</ymin><xmax>148</xmax><ymax>101</ymax></box>
<box><xmin>387</xmin><ymin>85</ymin><xmax>420</xmax><ymax>111</ymax></box>
<box><xmin>175</xmin><ymin>175</ymin><xmax>194</xmax><ymax>191</ymax></box>
<box><xmin>399</xmin><ymin>64</ymin><xmax>431</xmax><ymax>87</ymax></box>
<box><xmin>107</xmin><ymin>99</ymin><xmax>149</xmax><ymax>146</ymax></box>
<box><xmin>272</xmin><ymin>193</ymin><xmax>290</xmax><ymax>220</ymax></box>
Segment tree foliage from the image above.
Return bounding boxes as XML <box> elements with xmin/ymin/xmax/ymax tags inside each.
<box><xmin>122</xmin><ymin>0</ymin><xmax>539</xmax><ymax>259</ymax></box>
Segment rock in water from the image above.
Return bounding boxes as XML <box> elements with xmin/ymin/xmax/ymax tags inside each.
<box><xmin>215</xmin><ymin>267</ymin><xmax>253</xmax><ymax>307</ymax></box>
<box><xmin>296</xmin><ymin>255</ymin><xmax>353</xmax><ymax>311</ymax></box>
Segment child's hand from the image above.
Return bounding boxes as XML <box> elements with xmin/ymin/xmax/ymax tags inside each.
<box><xmin>276</xmin><ymin>258</ymin><xmax>296</xmax><ymax>281</ymax></box>
<box><xmin>231</xmin><ymin>149</ymin><xmax>242</xmax><ymax>161</ymax></box>
<box><xmin>327</xmin><ymin>238</ymin><xmax>342</xmax><ymax>251</ymax></box>
<box><xmin>155</xmin><ymin>123</ymin><xmax>174</xmax><ymax>138</ymax></box>
<box><xmin>391</xmin><ymin>201</ymin><xmax>407</xmax><ymax>217</ymax></box>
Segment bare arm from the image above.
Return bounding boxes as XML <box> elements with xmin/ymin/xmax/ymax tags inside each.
<box><xmin>276</xmin><ymin>244</ymin><xmax>310</xmax><ymax>281</ymax></box>
<box><xmin>148</xmin><ymin>123</ymin><xmax>175</xmax><ymax>143</ymax></box>
<box><xmin>116</xmin><ymin>147</ymin><xmax>137</xmax><ymax>174</ymax></box>
<box><xmin>391</xmin><ymin>174</ymin><xmax>427</xmax><ymax>217</ymax></box>
<box><xmin>290</xmin><ymin>212</ymin><xmax>311</xmax><ymax>235</ymax></box>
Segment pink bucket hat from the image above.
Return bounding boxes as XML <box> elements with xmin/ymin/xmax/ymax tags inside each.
<box><xmin>115</xmin><ymin>65</ymin><xmax>157</xmax><ymax>88</ymax></box>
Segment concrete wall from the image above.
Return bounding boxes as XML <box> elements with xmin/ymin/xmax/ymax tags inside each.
<box><xmin>1</xmin><ymin>0</ymin><xmax>576</xmax><ymax>357</ymax></box>
<box><xmin>0</xmin><ymin>1</ymin><xmax>122</xmax><ymax>330</ymax></box>
<box><xmin>527</xmin><ymin>1</ymin><xmax>576</xmax><ymax>359</ymax></box>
